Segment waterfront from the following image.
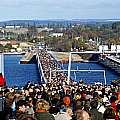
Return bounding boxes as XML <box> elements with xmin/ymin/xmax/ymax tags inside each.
<box><xmin>62</xmin><ymin>62</ymin><xmax>119</xmax><ymax>84</ymax></box>
<box><xmin>3</xmin><ymin>54</ymin><xmax>119</xmax><ymax>86</ymax></box>
<box><xmin>4</xmin><ymin>55</ymin><xmax>40</xmax><ymax>87</ymax></box>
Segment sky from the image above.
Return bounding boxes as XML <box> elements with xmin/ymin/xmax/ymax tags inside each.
<box><xmin>0</xmin><ymin>0</ymin><xmax>120</xmax><ymax>21</ymax></box>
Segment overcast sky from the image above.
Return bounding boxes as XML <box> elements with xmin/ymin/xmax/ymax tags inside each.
<box><xmin>0</xmin><ymin>0</ymin><xmax>120</xmax><ymax>21</ymax></box>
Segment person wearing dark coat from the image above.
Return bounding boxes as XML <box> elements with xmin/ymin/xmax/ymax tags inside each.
<box><xmin>16</xmin><ymin>100</ymin><xmax>36</xmax><ymax>120</ymax></box>
<box><xmin>35</xmin><ymin>99</ymin><xmax>55</xmax><ymax>120</ymax></box>
<box><xmin>90</xmin><ymin>100</ymin><xmax>103</xmax><ymax>120</ymax></box>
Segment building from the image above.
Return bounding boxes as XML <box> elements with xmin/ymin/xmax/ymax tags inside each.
<box><xmin>49</xmin><ymin>33</ymin><xmax>63</xmax><ymax>37</ymax></box>
<box><xmin>0</xmin><ymin>40</ymin><xmax>17</xmax><ymax>46</ymax></box>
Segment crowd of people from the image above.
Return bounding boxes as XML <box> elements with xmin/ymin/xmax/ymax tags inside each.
<box><xmin>0</xmin><ymin>49</ymin><xmax>120</xmax><ymax>120</ymax></box>
<box><xmin>0</xmin><ymin>81</ymin><xmax>120</xmax><ymax>120</ymax></box>
<box><xmin>38</xmin><ymin>49</ymin><xmax>68</xmax><ymax>83</ymax></box>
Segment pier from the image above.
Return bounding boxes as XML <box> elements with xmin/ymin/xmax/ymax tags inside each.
<box><xmin>102</xmin><ymin>56</ymin><xmax>120</xmax><ymax>74</ymax></box>
<box><xmin>0</xmin><ymin>50</ymin><xmax>119</xmax><ymax>86</ymax></box>
<box><xmin>35</xmin><ymin>50</ymin><xmax>120</xmax><ymax>84</ymax></box>
<box><xmin>36</xmin><ymin>49</ymin><xmax>68</xmax><ymax>83</ymax></box>
<box><xmin>20</xmin><ymin>52</ymin><xmax>34</xmax><ymax>64</ymax></box>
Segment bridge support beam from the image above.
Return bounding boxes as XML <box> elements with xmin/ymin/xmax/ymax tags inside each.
<box><xmin>0</xmin><ymin>53</ymin><xmax>4</xmax><ymax>77</ymax></box>
<box><xmin>67</xmin><ymin>52</ymin><xmax>71</xmax><ymax>85</ymax></box>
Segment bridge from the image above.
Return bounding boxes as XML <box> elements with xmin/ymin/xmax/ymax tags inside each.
<box><xmin>101</xmin><ymin>55</ymin><xmax>120</xmax><ymax>74</ymax></box>
<box><xmin>35</xmin><ymin>50</ymin><xmax>120</xmax><ymax>85</ymax></box>
<box><xmin>67</xmin><ymin>51</ymin><xmax>120</xmax><ymax>85</ymax></box>
<box><xmin>1</xmin><ymin>50</ymin><xmax>120</xmax><ymax>86</ymax></box>
<box><xmin>70</xmin><ymin>50</ymin><xmax>120</xmax><ymax>54</ymax></box>
<box><xmin>36</xmin><ymin>49</ymin><xmax>68</xmax><ymax>83</ymax></box>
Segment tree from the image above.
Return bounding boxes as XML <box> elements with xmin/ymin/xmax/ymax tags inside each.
<box><xmin>77</xmin><ymin>37</ymin><xmax>85</xmax><ymax>49</ymax></box>
<box><xmin>5</xmin><ymin>43</ymin><xmax>12</xmax><ymax>49</ymax></box>
<box><xmin>109</xmin><ymin>38</ymin><xmax>117</xmax><ymax>45</ymax></box>
<box><xmin>0</xmin><ymin>44</ymin><xmax>4</xmax><ymax>52</ymax></box>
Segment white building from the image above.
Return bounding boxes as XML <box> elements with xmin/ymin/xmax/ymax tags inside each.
<box><xmin>116</xmin><ymin>45</ymin><xmax>120</xmax><ymax>52</ymax></box>
<box><xmin>49</xmin><ymin>33</ymin><xmax>63</xmax><ymax>37</ymax></box>
<box><xmin>5</xmin><ymin>26</ymin><xmax>21</xmax><ymax>29</ymax></box>
<box><xmin>99</xmin><ymin>45</ymin><xmax>108</xmax><ymax>52</ymax></box>
<box><xmin>37</xmin><ymin>27</ymin><xmax>53</xmax><ymax>33</ymax></box>
<box><xmin>111</xmin><ymin>45</ymin><xmax>116</xmax><ymax>51</ymax></box>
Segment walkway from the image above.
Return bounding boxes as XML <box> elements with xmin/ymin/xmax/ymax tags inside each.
<box><xmin>36</xmin><ymin>49</ymin><xmax>68</xmax><ymax>83</ymax></box>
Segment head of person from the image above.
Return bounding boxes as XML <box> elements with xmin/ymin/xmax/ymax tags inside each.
<box><xmin>16</xmin><ymin>100</ymin><xmax>27</xmax><ymax>112</ymax></box>
<box><xmin>90</xmin><ymin>100</ymin><xmax>98</xmax><ymax>109</ymax></box>
<box><xmin>74</xmin><ymin>93</ymin><xmax>81</xmax><ymax>101</ymax></box>
<box><xmin>63</xmin><ymin>96</ymin><xmax>70</xmax><ymax>106</ymax></box>
<box><xmin>110</xmin><ymin>95</ymin><xmax>117</xmax><ymax>103</ymax></box>
<box><xmin>103</xmin><ymin>107</ymin><xmax>115</xmax><ymax>120</ymax></box>
<box><xmin>75</xmin><ymin>109</ymin><xmax>90</xmax><ymax>120</ymax></box>
<box><xmin>66</xmin><ymin>107</ymin><xmax>73</xmax><ymax>117</ymax></box>
<box><xmin>36</xmin><ymin>99</ymin><xmax>50</xmax><ymax>111</ymax></box>
<box><xmin>49</xmin><ymin>106</ymin><xmax>59</xmax><ymax>115</ymax></box>
<box><xmin>93</xmin><ymin>92</ymin><xmax>98</xmax><ymax>98</ymax></box>
<box><xmin>75</xmin><ymin>100</ymin><xmax>85</xmax><ymax>111</ymax></box>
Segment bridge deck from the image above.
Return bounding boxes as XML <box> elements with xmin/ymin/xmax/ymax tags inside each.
<box><xmin>106</xmin><ymin>56</ymin><xmax>120</xmax><ymax>64</ymax></box>
<box><xmin>71</xmin><ymin>51</ymin><xmax>119</xmax><ymax>54</ymax></box>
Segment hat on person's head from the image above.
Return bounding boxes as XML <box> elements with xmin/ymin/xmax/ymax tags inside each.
<box><xmin>16</xmin><ymin>100</ymin><xmax>27</xmax><ymax>110</ymax></box>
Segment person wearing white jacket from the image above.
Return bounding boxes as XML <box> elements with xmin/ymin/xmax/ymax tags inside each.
<box><xmin>55</xmin><ymin>108</ymin><xmax>73</xmax><ymax>120</ymax></box>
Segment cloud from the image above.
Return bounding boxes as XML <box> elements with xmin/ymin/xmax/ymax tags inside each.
<box><xmin>89</xmin><ymin>1</ymin><xmax>120</xmax><ymax>9</ymax></box>
<box><xmin>0</xmin><ymin>0</ymin><xmax>119</xmax><ymax>10</ymax></box>
<box><xmin>0</xmin><ymin>0</ymin><xmax>120</xmax><ymax>20</ymax></box>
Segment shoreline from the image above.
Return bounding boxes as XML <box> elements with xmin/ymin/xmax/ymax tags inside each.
<box><xmin>48</xmin><ymin>51</ymin><xmax>83</xmax><ymax>63</ymax></box>
<box><xmin>2</xmin><ymin>52</ymin><xmax>25</xmax><ymax>55</ymax></box>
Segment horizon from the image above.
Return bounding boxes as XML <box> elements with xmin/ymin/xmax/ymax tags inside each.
<box><xmin>1</xmin><ymin>18</ymin><xmax>120</xmax><ymax>22</ymax></box>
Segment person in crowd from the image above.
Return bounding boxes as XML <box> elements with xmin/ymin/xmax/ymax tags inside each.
<box><xmin>90</xmin><ymin>100</ymin><xmax>103</xmax><ymax>120</ymax></box>
<box><xmin>3</xmin><ymin>49</ymin><xmax>120</xmax><ymax>120</ymax></box>
<box><xmin>16</xmin><ymin>100</ymin><xmax>36</xmax><ymax>120</ymax></box>
<box><xmin>110</xmin><ymin>95</ymin><xmax>117</xmax><ymax>111</ymax></box>
<box><xmin>63</xmin><ymin>96</ymin><xmax>71</xmax><ymax>107</ymax></box>
<box><xmin>74</xmin><ymin>109</ymin><xmax>91</xmax><ymax>120</ymax></box>
<box><xmin>0</xmin><ymin>90</ymin><xmax>7</xmax><ymax>120</ymax></box>
<box><xmin>103</xmin><ymin>107</ymin><xmax>116</xmax><ymax>120</ymax></box>
<box><xmin>35</xmin><ymin>99</ymin><xmax>55</xmax><ymax>120</ymax></box>
<box><xmin>55</xmin><ymin>107</ymin><xmax>73</xmax><ymax>120</ymax></box>
<box><xmin>49</xmin><ymin>106</ymin><xmax>60</xmax><ymax>116</ymax></box>
<box><xmin>0</xmin><ymin>73</ymin><xmax>6</xmax><ymax>87</ymax></box>
<box><xmin>73</xmin><ymin>93</ymin><xmax>82</xmax><ymax>111</ymax></box>
<box><xmin>51</xmin><ymin>93</ymin><xmax>60</xmax><ymax>107</ymax></box>
<box><xmin>25</xmin><ymin>97</ymin><xmax>35</xmax><ymax>117</ymax></box>
<box><xmin>5</xmin><ymin>92</ymin><xmax>16</xmax><ymax>119</ymax></box>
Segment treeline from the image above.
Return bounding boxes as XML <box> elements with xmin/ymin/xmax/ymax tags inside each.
<box><xmin>38</xmin><ymin>22</ymin><xmax>120</xmax><ymax>51</ymax></box>
<box><xmin>2</xmin><ymin>21</ymin><xmax>120</xmax><ymax>52</ymax></box>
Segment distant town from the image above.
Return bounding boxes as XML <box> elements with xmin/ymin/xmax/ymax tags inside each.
<box><xmin>0</xmin><ymin>19</ymin><xmax>120</xmax><ymax>53</ymax></box>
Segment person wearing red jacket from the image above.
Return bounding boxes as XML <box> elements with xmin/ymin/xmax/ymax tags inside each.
<box><xmin>0</xmin><ymin>73</ymin><xmax>6</xmax><ymax>87</ymax></box>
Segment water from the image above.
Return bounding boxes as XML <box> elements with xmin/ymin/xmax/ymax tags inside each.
<box><xmin>4</xmin><ymin>55</ymin><xmax>40</xmax><ymax>87</ymax></box>
<box><xmin>62</xmin><ymin>62</ymin><xmax>119</xmax><ymax>84</ymax></box>
<box><xmin>3</xmin><ymin>55</ymin><xmax>119</xmax><ymax>86</ymax></box>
